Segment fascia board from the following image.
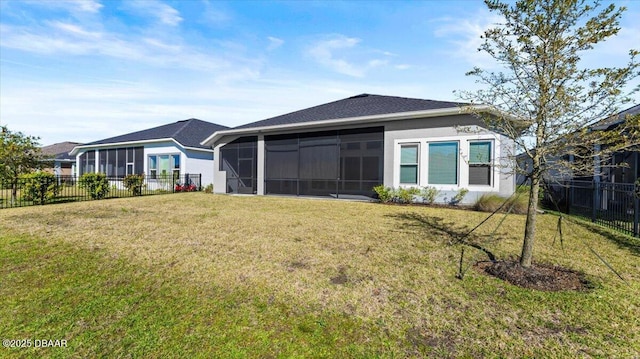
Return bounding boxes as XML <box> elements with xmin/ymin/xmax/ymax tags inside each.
<box><xmin>201</xmin><ymin>106</ymin><xmax>492</xmax><ymax>147</ymax></box>
<box><xmin>69</xmin><ymin>138</ymin><xmax>214</xmax><ymax>156</ymax></box>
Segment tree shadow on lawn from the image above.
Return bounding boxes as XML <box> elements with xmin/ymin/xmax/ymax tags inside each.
<box><xmin>389</xmin><ymin>212</ymin><xmax>593</xmax><ymax>292</ymax></box>
<box><xmin>386</xmin><ymin>212</ymin><xmax>497</xmax><ymax>261</ymax></box>
<box><xmin>567</xmin><ymin>217</ymin><xmax>640</xmax><ymax>257</ymax></box>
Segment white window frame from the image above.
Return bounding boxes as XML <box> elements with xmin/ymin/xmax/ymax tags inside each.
<box><xmin>394</xmin><ymin>135</ymin><xmax>500</xmax><ymax>191</ymax></box>
<box><xmin>468</xmin><ymin>140</ymin><xmax>494</xmax><ymax>186</ymax></box>
<box><xmin>399</xmin><ymin>143</ymin><xmax>420</xmax><ymax>185</ymax></box>
<box><xmin>148</xmin><ymin>153</ymin><xmax>180</xmax><ymax>180</ymax></box>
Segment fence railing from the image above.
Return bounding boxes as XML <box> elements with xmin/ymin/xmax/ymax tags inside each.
<box><xmin>1</xmin><ymin>174</ymin><xmax>202</xmax><ymax>209</ymax></box>
<box><xmin>544</xmin><ymin>180</ymin><xmax>639</xmax><ymax>237</ymax></box>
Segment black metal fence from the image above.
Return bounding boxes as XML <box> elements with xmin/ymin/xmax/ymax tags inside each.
<box><xmin>544</xmin><ymin>180</ymin><xmax>639</xmax><ymax>237</ymax></box>
<box><xmin>1</xmin><ymin>174</ymin><xmax>202</xmax><ymax>209</ymax></box>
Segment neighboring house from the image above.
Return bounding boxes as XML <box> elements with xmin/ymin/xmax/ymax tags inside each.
<box><xmin>516</xmin><ymin>104</ymin><xmax>640</xmax><ymax>186</ymax></box>
<box><xmin>41</xmin><ymin>141</ymin><xmax>81</xmax><ymax>176</ymax></box>
<box><xmin>201</xmin><ymin>94</ymin><xmax>516</xmax><ymax>204</ymax></box>
<box><xmin>590</xmin><ymin>104</ymin><xmax>639</xmax><ymax>184</ymax></box>
<box><xmin>70</xmin><ymin>119</ymin><xmax>228</xmax><ymax>187</ymax></box>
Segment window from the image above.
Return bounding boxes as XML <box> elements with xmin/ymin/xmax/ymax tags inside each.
<box><xmin>172</xmin><ymin>155</ymin><xmax>180</xmax><ymax>179</ymax></box>
<box><xmin>400</xmin><ymin>144</ymin><xmax>419</xmax><ymax>184</ymax></box>
<box><xmin>428</xmin><ymin>142</ymin><xmax>458</xmax><ymax>185</ymax></box>
<box><xmin>148</xmin><ymin>154</ymin><xmax>180</xmax><ymax>180</ymax></box>
<box><xmin>149</xmin><ymin>156</ymin><xmax>157</xmax><ymax>179</ymax></box>
<box><xmin>469</xmin><ymin>141</ymin><xmax>492</xmax><ymax>185</ymax></box>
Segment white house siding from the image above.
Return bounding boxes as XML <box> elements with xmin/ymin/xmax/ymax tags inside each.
<box><xmin>75</xmin><ymin>142</ymin><xmax>214</xmax><ymax>189</ymax></box>
<box><xmin>183</xmin><ymin>149</ymin><xmax>214</xmax><ymax>186</ymax></box>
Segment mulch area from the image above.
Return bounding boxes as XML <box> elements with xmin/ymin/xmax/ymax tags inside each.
<box><xmin>474</xmin><ymin>260</ymin><xmax>592</xmax><ymax>291</ymax></box>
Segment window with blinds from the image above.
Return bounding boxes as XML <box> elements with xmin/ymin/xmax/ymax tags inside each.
<box><xmin>468</xmin><ymin>141</ymin><xmax>492</xmax><ymax>185</ymax></box>
<box><xmin>428</xmin><ymin>142</ymin><xmax>458</xmax><ymax>185</ymax></box>
<box><xmin>400</xmin><ymin>144</ymin><xmax>419</xmax><ymax>184</ymax></box>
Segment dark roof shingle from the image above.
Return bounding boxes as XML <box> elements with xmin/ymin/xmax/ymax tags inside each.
<box><xmin>232</xmin><ymin>94</ymin><xmax>463</xmax><ymax>130</ymax></box>
<box><xmin>85</xmin><ymin>119</ymin><xmax>228</xmax><ymax>149</ymax></box>
<box><xmin>592</xmin><ymin>104</ymin><xmax>640</xmax><ymax>130</ymax></box>
<box><xmin>41</xmin><ymin>141</ymin><xmax>82</xmax><ymax>161</ymax></box>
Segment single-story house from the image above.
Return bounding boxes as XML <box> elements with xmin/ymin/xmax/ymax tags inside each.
<box><xmin>201</xmin><ymin>94</ymin><xmax>516</xmax><ymax>204</ymax></box>
<box><xmin>590</xmin><ymin>104</ymin><xmax>639</xmax><ymax>184</ymax></box>
<box><xmin>41</xmin><ymin>141</ymin><xmax>81</xmax><ymax>176</ymax></box>
<box><xmin>70</xmin><ymin>119</ymin><xmax>228</xmax><ymax>187</ymax></box>
<box><xmin>516</xmin><ymin>103</ymin><xmax>640</xmax><ymax>186</ymax></box>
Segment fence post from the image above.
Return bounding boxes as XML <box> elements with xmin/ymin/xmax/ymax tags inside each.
<box><xmin>634</xmin><ymin>195</ymin><xmax>639</xmax><ymax>238</ymax></box>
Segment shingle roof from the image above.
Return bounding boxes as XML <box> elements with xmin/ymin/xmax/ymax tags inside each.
<box><xmin>41</xmin><ymin>141</ymin><xmax>82</xmax><ymax>161</ymax></box>
<box><xmin>591</xmin><ymin>104</ymin><xmax>640</xmax><ymax>130</ymax></box>
<box><xmin>84</xmin><ymin>119</ymin><xmax>229</xmax><ymax>149</ymax></box>
<box><xmin>232</xmin><ymin>94</ymin><xmax>464</xmax><ymax>130</ymax></box>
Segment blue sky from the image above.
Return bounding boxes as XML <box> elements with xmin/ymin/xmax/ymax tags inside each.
<box><xmin>1</xmin><ymin>0</ymin><xmax>638</xmax><ymax>146</ymax></box>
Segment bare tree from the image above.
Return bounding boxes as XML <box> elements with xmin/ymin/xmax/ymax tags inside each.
<box><xmin>458</xmin><ymin>0</ymin><xmax>639</xmax><ymax>268</ymax></box>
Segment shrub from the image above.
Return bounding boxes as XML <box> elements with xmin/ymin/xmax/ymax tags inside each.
<box><xmin>204</xmin><ymin>183</ymin><xmax>214</xmax><ymax>194</ymax></box>
<box><xmin>79</xmin><ymin>173</ymin><xmax>110</xmax><ymax>199</ymax></box>
<box><xmin>397</xmin><ymin>187</ymin><xmax>420</xmax><ymax>204</ymax></box>
<box><xmin>451</xmin><ymin>188</ymin><xmax>469</xmax><ymax>205</ymax></box>
<box><xmin>373</xmin><ymin>185</ymin><xmax>395</xmax><ymax>203</ymax></box>
<box><xmin>20</xmin><ymin>172</ymin><xmax>59</xmax><ymax>204</ymax></box>
<box><xmin>123</xmin><ymin>174</ymin><xmax>145</xmax><ymax>196</ymax></box>
<box><xmin>420</xmin><ymin>186</ymin><xmax>440</xmax><ymax>204</ymax></box>
<box><xmin>474</xmin><ymin>193</ymin><xmax>529</xmax><ymax>214</ymax></box>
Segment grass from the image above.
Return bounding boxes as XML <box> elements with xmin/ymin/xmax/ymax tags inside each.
<box><xmin>1</xmin><ymin>193</ymin><xmax>639</xmax><ymax>357</ymax></box>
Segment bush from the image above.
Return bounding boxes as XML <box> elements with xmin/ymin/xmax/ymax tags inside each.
<box><xmin>420</xmin><ymin>186</ymin><xmax>440</xmax><ymax>204</ymax></box>
<box><xmin>79</xmin><ymin>173</ymin><xmax>110</xmax><ymax>199</ymax></box>
<box><xmin>397</xmin><ymin>187</ymin><xmax>420</xmax><ymax>204</ymax></box>
<box><xmin>373</xmin><ymin>185</ymin><xmax>395</xmax><ymax>203</ymax></box>
<box><xmin>20</xmin><ymin>172</ymin><xmax>59</xmax><ymax>204</ymax></box>
<box><xmin>204</xmin><ymin>183</ymin><xmax>214</xmax><ymax>194</ymax></box>
<box><xmin>451</xmin><ymin>188</ymin><xmax>469</xmax><ymax>205</ymax></box>
<box><xmin>474</xmin><ymin>193</ymin><xmax>529</xmax><ymax>214</ymax></box>
<box><xmin>123</xmin><ymin>174</ymin><xmax>145</xmax><ymax>196</ymax></box>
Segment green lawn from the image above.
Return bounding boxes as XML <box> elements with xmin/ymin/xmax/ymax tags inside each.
<box><xmin>1</xmin><ymin>193</ymin><xmax>638</xmax><ymax>358</ymax></box>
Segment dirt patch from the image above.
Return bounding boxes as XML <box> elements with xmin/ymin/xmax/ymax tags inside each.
<box><xmin>330</xmin><ymin>265</ymin><xmax>349</xmax><ymax>285</ymax></box>
<box><xmin>474</xmin><ymin>260</ymin><xmax>592</xmax><ymax>291</ymax></box>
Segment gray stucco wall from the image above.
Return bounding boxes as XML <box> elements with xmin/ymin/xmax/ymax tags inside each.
<box><xmin>212</xmin><ymin>114</ymin><xmax>516</xmax><ymax>203</ymax></box>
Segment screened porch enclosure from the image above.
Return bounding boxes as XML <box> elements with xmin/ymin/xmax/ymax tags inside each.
<box><xmin>265</xmin><ymin>127</ymin><xmax>384</xmax><ymax>198</ymax></box>
<box><xmin>219</xmin><ymin>136</ymin><xmax>258</xmax><ymax>194</ymax></box>
<box><xmin>78</xmin><ymin>147</ymin><xmax>144</xmax><ymax>177</ymax></box>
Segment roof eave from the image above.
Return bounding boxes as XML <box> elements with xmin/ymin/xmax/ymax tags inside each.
<box><xmin>201</xmin><ymin>105</ymin><xmax>492</xmax><ymax>147</ymax></box>
<box><xmin>69</xmin><ymin>138</ymin><xmax>214</xmax><ymax>155</ymax></box>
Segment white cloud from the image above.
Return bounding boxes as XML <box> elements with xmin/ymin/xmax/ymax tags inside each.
<box><xmin>71</xmin><ymin>0</ymin><xmax>103</xmax><ymax>13</ymax></box>
<box><xmin>201</xmin><ymin>0</ymin><xmax>231</xmax><ymax>25</ymax></box>
<box><xmin>433</xmin><ymin>11</ymin><xmax>503</xmax><ymax>69</ymax></box>
<box><xmin>307</xmin><ymin>34</ymin><xmax>393</xmax><ymax>77</ymax></box>
<box><xmin>0</xmin><ymin>22</ymin><xmax>237</xmax><ymax>72</ymax></box>
<box><xmin>48</xmin><ymin>21</ymin><xmax>102</xmax><ymax>39</ymax></box>
<box><xmin>21</xmin><ymin>0</ymin><xmax>103</xmax><ymax>14</ymax></box>
<box><xmin>267</xmin><ymin>36</ymin><xmax>284</xmax><ymax>51</ymax></box>
<box><xmin>125</xmin><ymin>0</ymin><xmax>183</xmax><ymax>26</ymax></box>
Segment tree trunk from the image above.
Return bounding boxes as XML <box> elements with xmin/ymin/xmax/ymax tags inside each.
<box><xmin>10</xmin><ymin>180</ymin><xmax>17</xmax><ymax>205</ymax></box>
<box><xmin>521</xmin><ymin>173</ymin><xmax>540</xmax><ymax>268</ymax></box>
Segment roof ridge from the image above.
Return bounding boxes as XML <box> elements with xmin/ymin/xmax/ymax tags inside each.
<box><xmin>171</xmin><ymin>118</ymin><xmax>197</xmax><ymax>138</ymax></box>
